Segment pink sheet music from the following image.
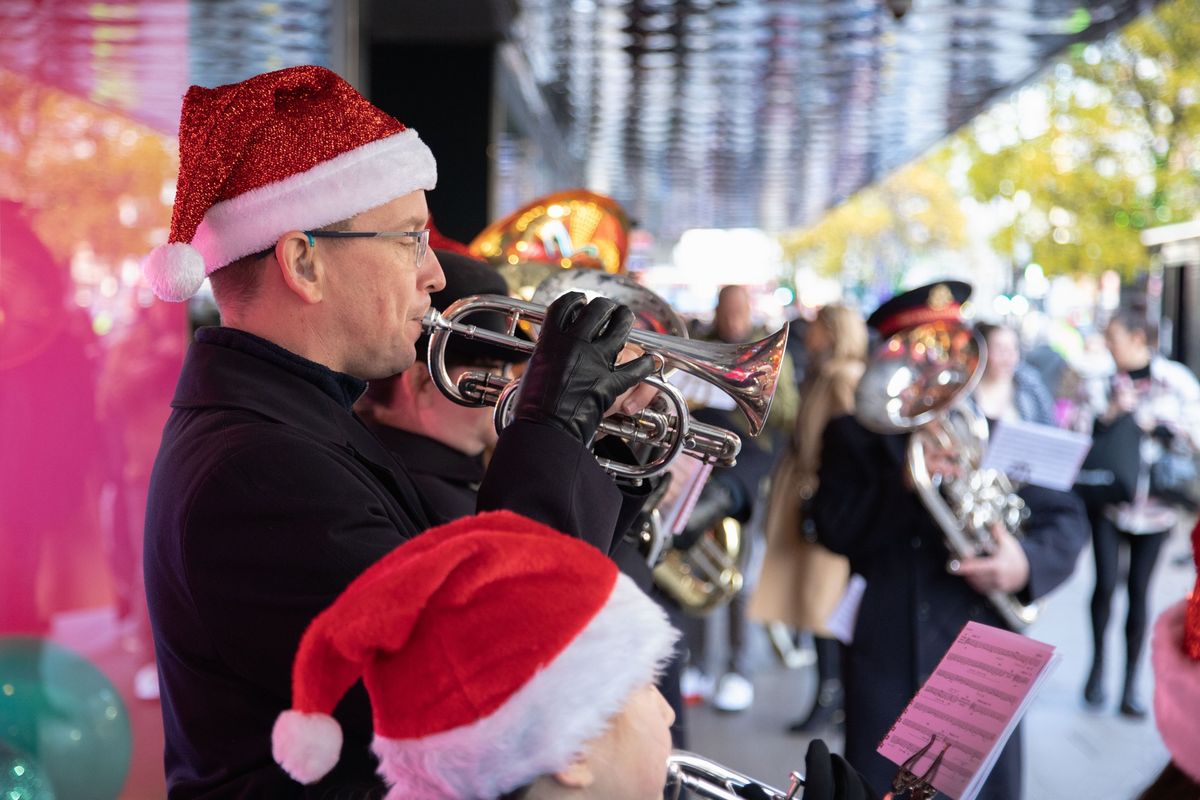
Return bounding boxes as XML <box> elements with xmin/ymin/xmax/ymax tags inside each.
<box><xmin>877</xmin><ymin>621</ymin><xmax>1058</xmax><ymax>800</ymax></box>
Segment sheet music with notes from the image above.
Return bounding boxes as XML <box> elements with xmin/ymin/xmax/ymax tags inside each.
<box><xmin>979</xmin><ymin>418</ymin><xmax>1092</xmax><ymax>491</ymax></box>
<box><xmin>877</xmin><ymin>622</ymin><xmax>1059</xmax><ymax>800</ymax></box>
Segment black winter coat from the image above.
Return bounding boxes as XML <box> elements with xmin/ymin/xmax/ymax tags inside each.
<box><xmin>811</xmin><ymin>415</ymin><xmax>1088</xmax><ymax>800</ymax></box>
<box><xmin>145</xmin><ymin>328</ymin><xmax>637</xmax><ymax>797</ymax></box>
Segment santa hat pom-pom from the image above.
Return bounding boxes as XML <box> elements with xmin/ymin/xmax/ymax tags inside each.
<box><xmin>272</xmin><ymin>710</ymin><xmax>343</xmax><ymax>784</ymax></box>
<box><xmin>143</xmin><ymin>242</ymin><xmax>207</xmax><ymax>302</ymax></box>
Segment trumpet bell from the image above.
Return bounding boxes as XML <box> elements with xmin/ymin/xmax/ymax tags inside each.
<box><xmin>530</xmin><ymin>265</ymin><xmax>786</xmax><ymax>437</ymax></box>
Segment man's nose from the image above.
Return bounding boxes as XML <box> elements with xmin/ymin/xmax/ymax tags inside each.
<box><xmin>424</xmin><ymin>249</ymin><xmax>446</xmax><ymax>293</ymax></box>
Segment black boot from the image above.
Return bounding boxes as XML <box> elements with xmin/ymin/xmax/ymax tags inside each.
<box><xmin>1120</xmin><ymin>669</ymin><xmax>1147</xmax><ymax>718</ymax></box>
<box><xmin>787</xmin><ymin>679</ymin><xmax>844</xmax><ymax>734</ymax></box>
<box><xmin>1083</xmin><ymin>659</ymin><xmax>1105</xmax><ymax>707</ymax></box>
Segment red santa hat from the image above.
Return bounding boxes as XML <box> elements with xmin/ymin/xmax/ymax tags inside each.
<box><xmin>1151</xmin><ymin>519</ymin><xmax>1200</xmax><ymax>783</ymax></box>
<box><xmin>143</xmin><ymin>65</ymin><xmax>436</xmax><ymax>302</ymax></box>
<box><xmin>271</xmin><ymin>510</ymin><xmax>678</xmax><ymax>799</ymax></box>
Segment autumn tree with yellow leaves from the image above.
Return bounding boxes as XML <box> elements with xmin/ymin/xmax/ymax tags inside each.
<box><xmin>960</xmin><ymin>0</ymin><xmax>1200</xmax><ymax>278</ymax></box>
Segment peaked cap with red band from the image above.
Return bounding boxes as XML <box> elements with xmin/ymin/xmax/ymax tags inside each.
<box><xmin>1151</xmin><ymin>519</ymin><xmax>1200</xmax><ymax>783</ymax></box>
<box><xmin>271</xmin><ymin>510</ymin><xmax>678</xmax><ymax>799</ymax></box>
<box><xmin>866</xmin><ymin>280</ymin><xmax>972</xmax><ymax>338</ymax></box>
<box><xmin>143</xmin><ymin>65</ymin><xmax>436</xmax><ymax>302</ymax></box>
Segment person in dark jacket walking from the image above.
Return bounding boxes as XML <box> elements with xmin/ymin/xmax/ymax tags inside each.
<box><xmin>810</xmin><ymin>282</ymin><xmax>1089</xmax><ymax>800</ymax></box>
<box><xmin>141</xmin><ymin>66</ymin><xmax>656</xmax><ymax>797</ymax></box>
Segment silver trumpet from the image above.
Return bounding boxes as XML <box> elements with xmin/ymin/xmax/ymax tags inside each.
<box><xmin>666</xmin><ymin>751</ymin><xmax>804</xmax><ymax>799</ymax></box>
<box><xmin>423</xmin><ymin>294</ymin><xmax>787</xmax><ymax>480</ymax></box>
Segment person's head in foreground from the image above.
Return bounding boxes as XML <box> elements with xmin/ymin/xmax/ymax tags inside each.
<box><xmin>1140</xmin><ymin>521</ymin><xmax>1200</xmax><ymax>800</ymax></box>
<box><xmin>270</xmin><ymin>510</ymin><xmax>678</xmax><ymax>800</ymax></box>
<box><xmin>142</xmin><ymin>64</ymin><xmax>445</xmax><ymax>381</ymax></box>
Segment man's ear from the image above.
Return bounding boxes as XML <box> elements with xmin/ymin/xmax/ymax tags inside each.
<box><xmin>550</xmin><ymin>753</ymin><xmax>596</xmax><ymax>789</ymax></box>
<box><xmin>274</xmin><ymin>230</ymin><xmax>325</xmax><ymax>304</ymax></box>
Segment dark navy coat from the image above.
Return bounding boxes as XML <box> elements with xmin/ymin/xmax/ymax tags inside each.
<box><xmin>145</xmin><ymin>328</ymin><xmax>637</xmax><ymax>798</ymax></box>
<box><xmin>811</xmin><ymin>414</ymin><xmax>1088</xmax><ymax>800</ymax></box>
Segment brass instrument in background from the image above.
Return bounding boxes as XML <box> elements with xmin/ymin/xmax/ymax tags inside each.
<box><xmin>531</xmin><ymin>268</ymin><xmax>687</xmax><ymax>338</ymax></box>
<box><xmin>855</xmin><ymin>320</ymin><xmax>1040</xmax><ymax>631</ymax></box>
<box><xmin>422</xmin><ymin>292</ymin><xmax>787</xmax><ymax>481</ymax></box>
<box><xmin>653</xmin><ymin>517</ymin><xmax>749</xmax><ymax>616</ymax></box>
<box><xmin>469</xmin><ymin>189</ymin><xmax>631</xmax><ymax>300</ymax></box>
<box><xmin>666</xmin><ymin>751</ymin><xmax>804</xmax><ymax>799</ymax></box>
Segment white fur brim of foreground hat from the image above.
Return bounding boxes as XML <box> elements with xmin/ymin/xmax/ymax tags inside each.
<box><xmin>143</xmin><ymin>65</ymin><xmax>435</xmax><ymax>302</ymax></box>
<box><xmin>271</xmin><ymin>510</ymin><xmax>679</xmax><ymax>800</ymax></box>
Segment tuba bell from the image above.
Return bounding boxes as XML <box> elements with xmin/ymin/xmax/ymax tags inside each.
<box><xmin>854</xmin><ymin>319</ymin><xmax>1040</xmax><ymax>631</ymax></box>
<box><xmin>469</xmin><ymin>189</ymin><xmax>631</xmax><ymax>300</ymax></box>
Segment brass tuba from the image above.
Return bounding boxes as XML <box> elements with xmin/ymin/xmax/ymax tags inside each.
<box><xmin>666</xmin><ymin>751</ymin><xmax>804</xmax><ymax>799</ymax></box>
<box><xmin>854</xmin><ymin>320</ymin><xmax>1040</xmax><ymax>631</ymax></box>
<box><xmin>469</xmin><ymin>189</ymin><xmax>631</xmax><ymax>300</ymax></box>
<box><xmin>652</xmin><ymin>516</ymin><xmax>749</xmax><ymax>616</ymax></box>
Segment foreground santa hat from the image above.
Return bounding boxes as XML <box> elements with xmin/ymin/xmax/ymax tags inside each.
<box><xmin>144</xmin><ymin>64</ymin><xmax>436</xmax><ymax>302</ymax></box>
<box><xmin>1151</xmin><ymin>519</ymin><xmax>1200</xmax><ymax>783</ymax></box>
<box><xmin>271</xmin><ymin>510</ymin><xmax>678</xmax><ymax>799</ymax></box>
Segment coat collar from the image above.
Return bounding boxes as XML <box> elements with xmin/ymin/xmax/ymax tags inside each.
<box><xmin>182</xmin><ymin>326</ymin><xmax>366</xmax><ymax>409</ymax></box>
<box><xmin>172</xmin><ymin>327</ymin><xmax>372</xmax><ymax>437</ymax></box>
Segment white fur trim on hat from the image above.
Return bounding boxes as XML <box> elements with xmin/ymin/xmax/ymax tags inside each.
<box><xmin>1152</xmin><ymin>599</ymin><xmax>1200</xmax><ymax>784</ymax></box>
<box><xmin>191</xmin><ymin>128</ymin><xmax>436</xmax><ymax>272</ymax></box>
<box><xmin>371</xmin><ymin>572</ymin><xmax>679</xmax><ymax>800</ymax></box>
<box><xmin>272</xmin><ymin>710</ymin><xmax>344</xmax><ymax>785</ymax></box>
<box><xmin>142</xmin><ymin>241</ymin><xmax>208</xmax><ymax>303</ymax></box>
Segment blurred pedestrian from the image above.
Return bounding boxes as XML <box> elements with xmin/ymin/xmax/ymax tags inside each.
<box><xmin>972</xmin><ymin>321</ymin><xmax>1055</xmax><ymax>425</ymax></box>
<box><xmin>1081</xmin><ymin>308</ymin><xmax>1200</xmax><ymax>718</ymax></box>
<box><xmin>751</xmin><ymin>303</ymin><xmax>868</xmax><ymax>733</ymax></box>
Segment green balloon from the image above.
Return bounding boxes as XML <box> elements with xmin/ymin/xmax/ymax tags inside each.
<box><xmin>0</xmin><ymin>637</ymin><xmax>131</xmax><ymax>800</ymax></box>
<box><xmin>0</xmin><ymin>739</ymin><xmax>56</xmax><ymax>799</ymax></box>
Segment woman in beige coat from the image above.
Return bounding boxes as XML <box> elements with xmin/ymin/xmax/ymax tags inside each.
<box><xmin>750</xmin><ymin>303</ymin><xmax>869</xmax><ymax>733</ymax></box>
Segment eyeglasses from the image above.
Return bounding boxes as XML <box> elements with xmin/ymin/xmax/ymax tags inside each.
<box><xmin>303</xmin><ymin>228</ymin><xmax>430</xmax><ymax>266</ymax></box>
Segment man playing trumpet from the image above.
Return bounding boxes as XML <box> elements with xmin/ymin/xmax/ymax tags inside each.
<box><xmin>142</xmin><ymin>65</ymin><xmax>659</xmax><ymax>796</ymax></box>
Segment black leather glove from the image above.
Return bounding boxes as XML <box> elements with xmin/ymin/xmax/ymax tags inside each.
<box><xmin>675</xmin><ymin>478</ymin><xmax>739</xmax><ymax>551</ymax></box>
<box><xmin>514</xmin><ymin>292</ymin><xmax>655</xmax><ymax>446</ymax></box>
<box><xmin>802</xmin><ymin>739</ymin><xmax>878</xmax><ymax>800</ymax></box>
